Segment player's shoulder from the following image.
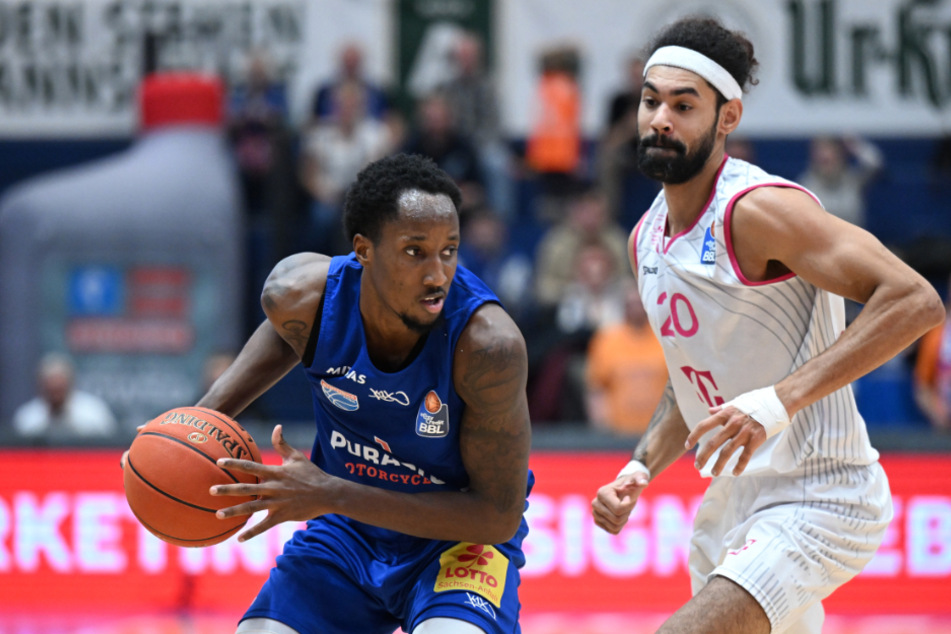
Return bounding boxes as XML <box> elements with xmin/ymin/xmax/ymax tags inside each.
<box><xmin>453</xmin><ymin>302</ymin><xmax>528</xmax><ymax>402</ymax></box>
<box><xmin>732</xmin><ymin>182</ymin><xmax>824</xmax><ymax>229</ymax></box>
<box><xmin>269</xmin><ymin>252</ymin><xmax>332</xmax><ymax>285</ymax></box>
<box><xmin>456</xmin><ymin>302</ymin><xmax>527</xmax><ymax>363</ymax></box>
<box><xmin>261</xmin><ymin>252</ymin><xmax>332</xmax><ymax>314</ymax></box>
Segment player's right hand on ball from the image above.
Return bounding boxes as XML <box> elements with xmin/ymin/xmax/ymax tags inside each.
<box><xmin>591</xmin><ymin>472</ymin><xmax>649</xmax><ymax>535</ymax></box>
<box><xmin>212</xmin><ymin>424</ymin><xmax>335</xmax><ymax>542</ymax></box>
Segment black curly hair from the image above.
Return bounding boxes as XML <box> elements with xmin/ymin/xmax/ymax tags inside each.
<box><xmin>342</xmin><ymin>153</ymin><xmax>463</xmax><ymax>244</ymax></box>
<box><xmin>645</xmin><ymin>15</ymin><xmax>759</xmax><ymax>105</ymax></box>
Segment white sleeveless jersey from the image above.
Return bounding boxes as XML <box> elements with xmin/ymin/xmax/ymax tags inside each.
<box><xmin>633</xmin><ymin>157</ymin><xmax>879</xmax><ymax>477</ymax></box>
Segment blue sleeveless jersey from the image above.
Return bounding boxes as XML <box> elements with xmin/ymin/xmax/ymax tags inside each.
<box><xmin>242</xmin><ymin>254</ymin><xmax>533</xmax><ymax>631</ymax></box>
<box><xmin>304</xmin><ymin>253</ymin><xmax>503</xmax><ymax>495</ymax></box>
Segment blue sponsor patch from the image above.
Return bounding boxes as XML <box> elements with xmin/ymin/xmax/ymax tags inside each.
<box><xmin>700</xmin><ymin>226</ymin><xmax>716</xmax><ymax>265</ymax></box>
<box><xmin>321</xmin><ymin>379</ymin><xmax>359</xmax><ymax>411</ymax></box>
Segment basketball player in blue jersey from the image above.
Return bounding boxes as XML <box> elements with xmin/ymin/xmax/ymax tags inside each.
<box><xmin>183</xmin><ymin>154</ymin><xmax>531</xmax><ymax>633</ymax></box>
<box><xmin>590</xmin><ymin>16</ymin><xmax>944</xmax><ymax>634</ymax></box>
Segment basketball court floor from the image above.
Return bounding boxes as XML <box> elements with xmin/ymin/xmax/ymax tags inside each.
<box><xmin>2</xmin><ymin>611</ymin><xmax>950</xmax><ymax>633</ymax></box>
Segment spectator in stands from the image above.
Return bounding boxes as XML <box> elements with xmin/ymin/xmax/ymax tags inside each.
<box><xmin>914</xmin><ymin>274</ymin><xmax>951</xmax><ymax>431</ymax></box>
<box><xmin>13</xmin><ymin>353</ymin><xmax>117</xmax><ymax>439</ymax></box>
<box><xmin>227</xmin><ymin>49</ymin><xmax>298</xmax><ymax>336</ymax></box>
<box><xmin>312</xmin><ymin>41</ymin><xmax>390</xmax><ymax>122</ymax></box>
<box><xmin>555</xmin><ymin>241</ymin><xmax>627</xmax><ymax>335</ymax></box>
<box><xmin>299</xmin><ymin>80</ymin><xmax>394</xmax><ymax>255</ymax></box>
<box><xmin>203</xmin><ymin>351</ymin><xmax>237</xmax><ymax>393</ymax></box>
<box><xmin>726</xmin><ymin>135</ymin><xmax>757</xmax><ymax>163</ymax></box>
<box><xmin>440</xmin><ymin>31</ymin><xmax>515</xmax><ymax>220</ymax></box>
<box><xmin>605</xmin><ymin>55</ymin><xmax>645</xmax><ymax>131</ymax></box>
<box><xmin>402</xmin><ymin>91</ymin><xmax>485</xmax><ymax>209</ymax></box>
<box><xmin>525</xmin><ymin>44</ymin><xmax>584</xmax><ymax>223</ymax></box>
<box><xmin>310</xmin><ymin>41</ymin><xmax>404</xmax><ymax>146</ymax></box>
<box><xmin>597</xmin><ymin>54</ymin><xmax>660</xmax><ymax>225</ymax></box>
<box><xmin>533</xmin><ymin>183</ymin><xmax>629</xmax><ymax>312</ymax></box>
<box><xmin>797</xmin><ymin>135</ymin><xmax>883</xmax><ymax>229</ymax></box>
<box><xmin>458</xmin><ymin>205</ymin><xmax>534</xmax><ymax>324</ymax></box>
<box><xmin>226</xmin><ymin>48</ymin><xmax>293</xmax><ymax>216</ymax></box>
<box><xmin>528</xmin><ymin>241</ymin><xmax>627</xmax><ymax>424</ymax></box>
<box><xmin>585</xmin><ymin>280</ymin><xmax>668</xmax><ymax>435</ymax></box>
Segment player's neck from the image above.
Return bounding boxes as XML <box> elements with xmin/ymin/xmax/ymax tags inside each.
<box><xmin>359</xmin><ymin>296</ymin><xmax>428</xmax><ymax>373</ymax></box>
<box><xmin>662</xmin><ymin>153</ymin><xmax>726</xmax><ymax>236</ymax></box>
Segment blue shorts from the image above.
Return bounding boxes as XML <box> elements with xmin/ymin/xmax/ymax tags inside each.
<box><xmin>241</xmin><ymin>514</ymin><xmax>528</xmax><ymax>634</ymax></box>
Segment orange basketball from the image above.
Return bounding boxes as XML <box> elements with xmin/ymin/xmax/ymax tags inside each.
<box><xmin>122</xmin><ymin>406</ymin><xmax>262</xmax><ymax>547</ymax></box>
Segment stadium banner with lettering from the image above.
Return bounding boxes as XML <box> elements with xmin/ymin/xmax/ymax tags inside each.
<box><xmin>0</xmin><ymin>450</ymin><xmax>948</xmax><ymax>614</ymax></box>
<box><xmin>0</xmin><ymin>0</ymin><xmax>389</xmax><ymax>138</ymax></box>
<box><xmin>395</xmin><ymin>0</ymin><xmax>494</xmax><ymax>120</ymax></box>
<box><xmin>0</xmin><ymin>0</ymin><xmax>949</xmax><ymax>138</ymax></box>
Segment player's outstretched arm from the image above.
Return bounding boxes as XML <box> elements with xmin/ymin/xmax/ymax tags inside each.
<box><xmin>688</xmin><ymin>187</ymin><xmax>946</xmax><ymax>477</ymax></box>
<box><xmin>199</xmin><ymin>252</ymin><xmax>331</xmax><ymax>418</ymax></box>
<box><xmin>212</xmin><ymin>303</ymin><xmax>531</xmax><ymax>545</ymax></box>
<box><xmin>732</xmin><ymin>187</ymin><xmax>944</xmax><ymax>418</ymax></box>
<box><xmin>592</xmin><ymin>379</ymin><xmax>687</xmax><ymax>534</ymax></box>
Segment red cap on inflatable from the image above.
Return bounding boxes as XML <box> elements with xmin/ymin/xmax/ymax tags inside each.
<box><xmin>138</xmin><ymin>72</ymin><xmax>224</xmax><ymax>130</ymax></box>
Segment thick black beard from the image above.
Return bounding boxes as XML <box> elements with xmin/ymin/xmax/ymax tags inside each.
<box><xmin>636</xmin><ymin>122</ymin><xmax>718</xmax><ymax>184</ymax></box>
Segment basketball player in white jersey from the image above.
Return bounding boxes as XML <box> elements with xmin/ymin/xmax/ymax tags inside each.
<box><xmin>590</xmin><ymin>16</ymin><xmax>945</xmax><ymax>634</ymax></box>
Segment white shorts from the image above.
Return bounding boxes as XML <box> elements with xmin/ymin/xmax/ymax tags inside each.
<box><xmin>689</xmin><ymin>461</ymin><xmax>892</xmax><ymax>634</ymax></box>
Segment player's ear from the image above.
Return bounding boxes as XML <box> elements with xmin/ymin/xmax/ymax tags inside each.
<box><xmin>718</xmin><ymin>99</ymin><xmax>743</xmax><ymax>135</ymax></box>
<box><xmin>353</xmin><ymin>233</ymin><xmax>372</xmax><ymax>265</ymax></box>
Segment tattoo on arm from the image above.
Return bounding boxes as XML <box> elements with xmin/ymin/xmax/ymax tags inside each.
<box><xmin>462</xmin><ymin>342</ymin><xmax>522</xmax><ymax>397</ymax></box>
<box><xmin>281</xmin><ymin>319</ymin><xmax>309</xmax><ymax>350</ymax></box>
<box><xmin>633</xmin><ymin>379</ymin><xmax>676</xmax><ymax>465</ymax></box>
<box><xmin>459</xmin><ymin>334</ymin><xmax>529</xmax><ymax>517</ymax></box>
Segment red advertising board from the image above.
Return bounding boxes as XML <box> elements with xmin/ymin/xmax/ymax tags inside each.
<box><xmin>0</xmin><ymin>450</ymin><xmax>948</xmax><ymax>614</ymax></box>
<box><xmin>523</xmin><ymin>452</ymin><xmax>951</xmax><ymax>614</ymax></box>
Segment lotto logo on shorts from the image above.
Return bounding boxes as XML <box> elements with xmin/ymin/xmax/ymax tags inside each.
<box><xmin>416</xmin><ymin>390</ymin><xmax>449</xmax><ymax>437</ymax></box>
<box><xmin>434</xmin><ymin>543</ymin><xmax>508</xmax><ymax>608</ymax></box>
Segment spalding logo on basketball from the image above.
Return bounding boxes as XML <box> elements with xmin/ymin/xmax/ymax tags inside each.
<box><xmin>187</xmin><ymin>431</ymin><xmax>208</xmax><ymax>444</ymax></box>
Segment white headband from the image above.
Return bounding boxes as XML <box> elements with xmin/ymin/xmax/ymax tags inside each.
<box><xmin>644</xmin><ymin>46</ymin><xmax>743</xmax><ymax>102</ymax></box>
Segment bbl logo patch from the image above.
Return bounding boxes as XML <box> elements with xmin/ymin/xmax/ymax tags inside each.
<box><xmin>321</xmin><ymin>379</ymin><xmax>359</xmax><ymax>411</ymax></box>
<box><xmin>416</xmin><ymin>390</ymin><xmax>449</xmax><ymax>437</ymax></box>
<box><xmin>434</xmin><ymin>543</ymin><xmax>508</xmax><ymax>609</ymax></box>
<box><xmin>700</xmin><ymin>225</ymin><xmax>716</xmax><ymax>264</ymax></box>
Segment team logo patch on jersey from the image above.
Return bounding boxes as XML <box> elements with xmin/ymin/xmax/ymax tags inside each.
<box><xmin>434</xmin><ymin>543</ymin><xmax>508</xmax><ymax>609</ymax></box>
<box><xmin>321</xmin><ymin>379</ymin><xmax>359</xmax><ymax>411</ymax></box>
<box><xmin>700</xmin><ymin>226</ymin><xmax>716</xmax><ymax>264</ymax></box>
<box><xmin>416</xmin><ymin>390</ymin><xmax>449</xmax><ymax>437</ymax></box>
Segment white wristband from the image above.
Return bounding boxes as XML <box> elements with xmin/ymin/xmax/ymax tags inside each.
<box><xmin>725</xmin><ymin>386</ymin><xmax>790</xmax><ymax>438</ymax></box>
<box><xmin>617</xmin><ymin>459</ymin><xmax>651</xmax><ymax>481</ymax></box>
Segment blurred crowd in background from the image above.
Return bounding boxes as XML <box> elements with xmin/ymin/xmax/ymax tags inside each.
<box><xmin>3</xmin><ymin>28</ymin><xmax>951</xmax><ymax>444</ymax></box>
